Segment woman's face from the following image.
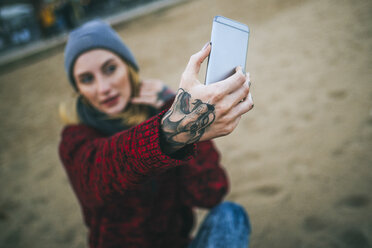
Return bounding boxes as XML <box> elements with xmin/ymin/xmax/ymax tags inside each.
<box><xmin>73</xmin><ymin>49</ymin><xmax>132</xmax><ymax>115</ymax></box>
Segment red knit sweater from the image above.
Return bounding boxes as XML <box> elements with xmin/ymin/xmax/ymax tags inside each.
<box><xmin>59</xmin><ymin>108</ymin><xmax>229</xmax><ymax>248</ymax></box>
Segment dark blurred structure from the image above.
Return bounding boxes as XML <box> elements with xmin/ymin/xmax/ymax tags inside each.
<box><xmin>0</xmin><ymin>2</ymin><xmax>40</xmax><ymax>51</ymax></box>
<box><xmin>0</xmin><ymin>0</ymin><xmax>162</xmax><ymax>54</ymax></box>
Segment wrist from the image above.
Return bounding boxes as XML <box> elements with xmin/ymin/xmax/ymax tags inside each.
<box><xmin>160</xmin><ymin>108</ymin><xmax>186</xmax><ymax>154</ymax></box>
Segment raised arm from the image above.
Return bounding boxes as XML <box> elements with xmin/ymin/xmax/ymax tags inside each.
<box><xmin>59</xmin><ymin>114</ymin><xmax>195</xmax><ymax>207</ymax></box>
<box><xmin>161</xmin><ymin>43</ymin><xmax>254</xmax><ymax>154</ymax></box>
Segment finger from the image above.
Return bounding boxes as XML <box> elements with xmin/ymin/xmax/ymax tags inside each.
<box><xmin>214</xmin><ymin>66</ymin><xmax>247</xmax><ymax>95</ymax></box>
<box><xmin>137</xmin><ymin>82</ymin><xmax>152</xmax><ymax>90</ymax></box>
<box><xmin>136</xmin><ymin>92</ymin><xmax>157</xmax><ymax>97</ymax></box>
<box><xmin>248</xmin><ymin>92</ymin><xmax>253</xmax><ymax>103</ymax></box>
<box><xmin>141</xmin><ymin>79</ymin><xmax>160</xmax><ymax>87</ymax></box>
<box><xmin>130</xmin><ymin>97</ymin><xmax>155</xmax><ymax>105</ymax></box>
<box><xmin>247</xmin><ymin>72</ymin><xmax>252</xmax><ymax>88</ymax></box>
<box><xmin>184</xmin><ymin>42</ymin><xmax>211</xmax><ymax>76</ymax></box>
<box><xmin>230</xmin><ymin>92</ymin><xmax>254</xmax><ymax>118</ymax></box>
<box><xmin>231</xmin><ymin>115</ymin><xmax>242</xmax><ymax>133</ymax></box>
<box><xmin>130</xmin><ymin>97</ymin><xmax>145</xmax><ymax>104</ymax></box>
<box><xmin>224</xmin><ymin>76</ymin><xmax>250</xmax><ymax>107</ymax></box>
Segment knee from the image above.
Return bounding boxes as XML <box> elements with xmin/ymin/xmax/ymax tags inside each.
<box><xmin>212</xmin><ymin>201</ymin><xmax>247</xmax><ymax>218</ymax></box>
<box><xmin>210</xmin><ymin>201</ymin><xmax>251</xmax><ymax>233</ymax></box>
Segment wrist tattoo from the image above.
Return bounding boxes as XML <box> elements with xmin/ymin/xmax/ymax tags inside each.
<box><xmin>161</xmin><ymin>88</ymin><xmax>215</xmax><ymax>151</ymax></box>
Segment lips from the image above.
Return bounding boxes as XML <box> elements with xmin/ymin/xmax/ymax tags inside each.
<box><xmin>101</xmin><ymin>94</ymin><xmax>119</xmax><ymax>106</ymax></box>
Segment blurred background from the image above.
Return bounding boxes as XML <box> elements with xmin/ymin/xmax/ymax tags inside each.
<box><xmin>0</xmin><ymin>0</ymin><xmax>371</xmax><ymax>247</ymax></box>
<box><xmin>0</xmin><ymin>0</ymin><xmax>165</xmax><ymax>53</ymax></box>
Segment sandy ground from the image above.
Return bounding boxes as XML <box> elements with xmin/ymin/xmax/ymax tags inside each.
<box><xmin>0</xmin><ymin>0</ymin><xmax>372</xmax><ymax>247</ymax></box>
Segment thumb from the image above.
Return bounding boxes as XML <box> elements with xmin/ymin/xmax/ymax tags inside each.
<box><xmin>130</xmin><ymin>97</ymin><xmax>139</xmax><ymax>102</ymax></box>
<box><xmin>184</xmin><ymin>42</ymin><xmax>211</xmax><ymax>76</ymax></box>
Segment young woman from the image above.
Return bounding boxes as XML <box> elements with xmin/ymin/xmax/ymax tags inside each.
<box><xmin>59</xmin><ymin>20</ymin><xmax>253</xmax><ymax>248</ymax></box>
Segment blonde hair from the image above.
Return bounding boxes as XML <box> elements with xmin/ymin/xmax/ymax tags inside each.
<box><xmin>59</xmin><ymin>64</ymin><xmax>150</xmax><ymax>127</ymax></box>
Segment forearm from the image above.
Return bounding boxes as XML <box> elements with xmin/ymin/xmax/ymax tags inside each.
<box><xmin>60</xmin><ymin>115</ymin><xmax>195</xmax><ymax>206</ymax></box>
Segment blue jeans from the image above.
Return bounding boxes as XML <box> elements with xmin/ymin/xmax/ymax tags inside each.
<box><xmin>188</xmin><ymin>202</ymin><xmax>251</xmax><ymax>248</ymax></box>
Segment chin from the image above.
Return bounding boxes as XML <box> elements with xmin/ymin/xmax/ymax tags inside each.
<box><xmin>103</xmin><ymin>101</ymin><xmax>127</xmax><ymax>116</ymax></box>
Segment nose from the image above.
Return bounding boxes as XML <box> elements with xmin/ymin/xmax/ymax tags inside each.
<box><xmin>96</xmin><ymin>75</ymin><xmax>111</xmax><ymax>95</ymax></box>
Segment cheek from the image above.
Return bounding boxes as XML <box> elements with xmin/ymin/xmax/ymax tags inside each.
<box><xmin>116</xmin><ymin>73</ymin><xmax>132</xmax><ymax>97</ymax></box>
<box><xmin>78</xmin><ymin>85</ymin><xmax>97</xmax><ymax>103</ymax></box>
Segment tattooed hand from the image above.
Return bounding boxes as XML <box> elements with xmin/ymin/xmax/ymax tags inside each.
<box><xmin>161</xmin><ymin>42</ymin><xmax>254</xmax><ymax>154</ymax></box>
<box><xmin>161</xmin><ymin>88</ymin><xmax>216</xmax><ymax>151</ymax></box>
<box><xmin>131</xmin><ymin>79</ymin><xmax>175</xmax><ymax>109</ymax></box>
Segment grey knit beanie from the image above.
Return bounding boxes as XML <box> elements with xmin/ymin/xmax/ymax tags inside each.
<box><xmin>64</xmin><ymin>19</ymin><xmax>139</xmax><ymax>91</ymax></box>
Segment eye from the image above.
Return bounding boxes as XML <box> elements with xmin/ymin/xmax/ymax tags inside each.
<box><xmin>78</xmin><ymin>73</ymin><xmax>94</xmax><ymax>84</ymax></box>
<box><xmin>104</xmin><ymin>64</ymin><xmax>116</xmax><ymax>75</ymax></box>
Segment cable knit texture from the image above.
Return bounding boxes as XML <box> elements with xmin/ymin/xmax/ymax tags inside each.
<box><xmin>59</xmin><ymin>106</ymin><xmax>229</xmax><ymax>248</ymax></box>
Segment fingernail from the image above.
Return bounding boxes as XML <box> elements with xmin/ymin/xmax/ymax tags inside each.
<box><xmin>236</xmin><ymin>66</ymin><xmax>242</xmax><ymax>72</ymax></box>
<box><xmin>202</xmin><ymin>41</ymin><xmax>211</xmax><ymax>50</ymax></box>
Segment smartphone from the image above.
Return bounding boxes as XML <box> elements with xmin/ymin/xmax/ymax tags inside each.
<box><xmin>205</xmin><ymin>16</ymin><xmax>250</xmax><ymax>85</ymax></box>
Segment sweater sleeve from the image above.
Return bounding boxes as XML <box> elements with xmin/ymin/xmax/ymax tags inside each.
<box><xmin>178</xmin><ymin>140</ymin><xmax>229</xmax><ymax>209</ymax></box>
<box><xmin>59</xmin><ymin>111</ymin><xmax>195</xmax><ymax>208</ymax></box>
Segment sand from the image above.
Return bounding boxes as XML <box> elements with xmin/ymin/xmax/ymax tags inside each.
<box><xmin>0</xmin><ymin>0</ymin><xmax>371</xmax><ymax>247</ymax></box>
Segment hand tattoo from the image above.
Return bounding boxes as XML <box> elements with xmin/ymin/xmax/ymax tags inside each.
<box><xmin>161</xmin><ymin>88</ymin><xmax>215</xmax><ymax>153</ymax></box>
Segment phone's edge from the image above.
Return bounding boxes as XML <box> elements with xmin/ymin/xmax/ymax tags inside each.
<box><xmin>214</xmin><ymin>15</ymin><xmax>250</xmax><ymax>33</ymax></box>
<box><xmin>206</xmin><ymin>16</ymin><xmax>250</xmax><ymax>84</ymax></box>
